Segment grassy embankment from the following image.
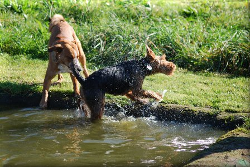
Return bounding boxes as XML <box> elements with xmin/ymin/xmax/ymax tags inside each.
<box><xmin>0</xmin><ymin>0</ymin><xmax>249</xmax><ymax>118</ymax></box>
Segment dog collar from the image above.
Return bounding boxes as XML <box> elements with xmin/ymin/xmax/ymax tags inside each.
<box><xmin>147</xmin><ymin>64</ymin><xmax>152</xmax><ymax>70</ymax></box>
<box><xmin>140</xmin><ymin>58</ymin><xmax>153</xmax><ymax>75</ymax></box>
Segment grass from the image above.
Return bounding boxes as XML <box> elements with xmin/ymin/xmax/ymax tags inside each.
<box><xmin>0</xmin><ymin>53</ymin><xmax>249</xmax><ymax>113</ymax></box>
<box><xmin>0</xmin><ymin>0</ymin><xmax>249</xmax><ymax>130</ymax></box>
<box><xmin>144</xmin><ymin>72</ymin><xmax>249</xmax><ymax>113</ymax></box>
<box><xmin>0</xmin><ymin>0</ymin><xmax>249</xmax><ymax>75</ymax></box>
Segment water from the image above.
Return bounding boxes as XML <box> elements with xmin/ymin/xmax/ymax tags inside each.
<box><xmin>0</xmin><ymin>108</ymin><xmax>226</xmax><ymax>167</ymax></box>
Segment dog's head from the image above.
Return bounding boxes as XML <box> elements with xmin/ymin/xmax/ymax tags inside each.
<box><xmin>48</xmin><ymin>40</ymin><xmax>82</xmax><ymax>73</ymax></box>
<box><xmin>145</xmin><ymin>45</ymin><xmax>176</xmax><ymax>75</ymax></box>
<box><xmin>49</xmin><ymin>14</ymin><xmax>65</xmax><ymax>32</ymax></box>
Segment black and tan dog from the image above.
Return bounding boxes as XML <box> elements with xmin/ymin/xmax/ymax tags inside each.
<box><xmin>72</xmin><ymin>46</ymin><xmax>176</xmax><ymax>121</ymax></box>
<box><xmin>39</xmin><ymin>14</ymin><xmax>89</xmax><ymax>109</ymax></box>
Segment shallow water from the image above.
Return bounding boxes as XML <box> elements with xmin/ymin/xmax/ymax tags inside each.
<box><xmin>0</xmin><ymin>108</ymin><xmax>226</xmax><ymax>167</ymax></box>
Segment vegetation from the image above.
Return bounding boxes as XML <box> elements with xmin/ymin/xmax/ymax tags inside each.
<box><xmin>0</xmin><ymin>0</ymin><xmax>249</xmax><ymax>113</ymax></box>
<box><xmin>0</xmin><ymin>0</ymin><xmax>249</xmax><ymax>75</ymax></box>
<box><xmin>1</xmin><ymin>2</ymin><xmax>249</xmax><ymax>164</ymax></box>
<box><xmin>0</xmin><ymin>53</ymin><xmax>249</xmax><ymax>113</ymax></box>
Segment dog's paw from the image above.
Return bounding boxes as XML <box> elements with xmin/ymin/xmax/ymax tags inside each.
<box><xmin>74</xmin><ymin>93</ymin><xmax>81</xmax><ymax>100</ymax></box>
<box><xmin>39</xmin><ymin>102</ymin><xmax>47</xmax><ymax>109</ymax></box>
<box><xmin>137</xmin><ymin>98</ymin><xmax>149</xmax><ymax>104</ymax></box>
<box><xmin>157</xmin><ymin>98</ymin><xmax>163</xmax><ymax>103</ymax></box>
<box><xmin>156</xmin><ymin>90</ymin><xmax>167</xmax><ymax>102</ymax></box>
<box><xmin>51</xmin><ymin>82</ymin><xmax>62</xmax><ymax>87</ymax></box>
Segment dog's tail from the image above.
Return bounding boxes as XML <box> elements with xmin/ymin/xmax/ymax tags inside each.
<box><xmin>70</xmin><ymin>58</ymin><xmax>85</xmax><ymax>85</ymax></box>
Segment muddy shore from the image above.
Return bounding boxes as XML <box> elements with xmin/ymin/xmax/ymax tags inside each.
<box><xmin>1</xmin><ymin>93</ymin><xmax>249</xmax><ymax>166</ymax></box>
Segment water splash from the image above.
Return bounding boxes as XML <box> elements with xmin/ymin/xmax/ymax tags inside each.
<box><xmin>147</xmin><ymin>89</ymin><xmax>168</xmax><ymax>110</ymax></box>
<box><xmin>74</xmin><ymin>108</ymin><xmax>85</xmax><ymax>118</ymax></box>
<box><xmin>0</xmin><ymin>108</ymin><xmax>225</xmax><ymax>167</ymax></box>
<box><xmin>19</xmin><ymin>107</ymin><xmax>40</xmax><ymax>111</ymax></box>
<box><xmin>169</xmin><ymin>136</ymin><xmax>217</xmax><ymax>152</ymax></box>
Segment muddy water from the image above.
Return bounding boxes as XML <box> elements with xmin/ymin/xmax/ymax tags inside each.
<box><xmin>0</xmin><ymin>108</ymin><xmax>226</xmax><ymax>167</ymax></box>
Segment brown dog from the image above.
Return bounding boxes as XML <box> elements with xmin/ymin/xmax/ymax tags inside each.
<box><xmin>71</xmin><ymin>45</ymin><xmax>176</xmax><ymax>121</ymax></box>
<box><xmin>39</xmin><ymin>14</ymin><xmax>89</xmax><ymax>109</ymax></box>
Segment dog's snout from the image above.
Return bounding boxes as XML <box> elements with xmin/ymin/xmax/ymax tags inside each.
<box><xmin>75</xmin><ymin>65</ymin><xmax>82</xmax><ymax>72</ymax></box>
<box><xmin>70</xmin><ymin>58</ymin><xmax>82</xmax><ymax>73</ymax></box>
<box><xmin>77</xmin><ymin>66</ymin><xmax>82</xmax><ymax>72</ymax></box>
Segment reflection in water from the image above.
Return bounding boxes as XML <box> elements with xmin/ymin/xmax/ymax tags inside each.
<box><xmin>64</xmin><ymin>128</ymin><xmax>82</xmax><ymax>162</ymax></box>
<box><xmin>0</xmin><ymin>108</ymin><xmax>226</xmax><ymax>166</ymax></box>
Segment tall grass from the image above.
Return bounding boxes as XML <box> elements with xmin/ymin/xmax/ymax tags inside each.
<box><xmin>0</xmin><ymin>0</ymin><xmax>249</xmax><ymax>75</ymax></box>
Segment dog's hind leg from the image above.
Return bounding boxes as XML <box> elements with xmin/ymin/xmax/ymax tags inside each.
<box><xmin>78</xmin><ymin>52</ymin><xmax>89</xmax><ymax>78</ymax></box>
<box><xmin>70</xmin><ymin>73</ymin><xmax>80</xmax><ymax>96</ymax></box>
<box><xmin>73</xmin><ymin>33</ymin><xmax>89</xmax><ymax>78</ymax></box>
<box><xmin>51</xmin><ymin>74</ymin><xmax>63</xmax><ymax>86</ymax></box>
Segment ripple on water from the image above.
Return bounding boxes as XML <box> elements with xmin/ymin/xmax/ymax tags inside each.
<box><xmin>0</xmin><ymin>108</ymin><xmax>226</xmax><ymax>167</ymax></box>
<box><xmin>0</xmin><ymin>117</ymin><xmax>9</xmax><ymax>120</ymax></box>
<box><xmin>83</xmin><ymin>138</ymin><xmax>132</xmax><ymax>145</ymax></box>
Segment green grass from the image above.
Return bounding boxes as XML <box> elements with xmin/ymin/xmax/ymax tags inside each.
<box><xmin>0</xmin><ymin>53</ymin><xmax>249</xmax><ymax>113</ymax></box>
<box><xmin>143</xmin><ymin>71</ymin><xmax>249</xmax><ymax>113</ymax></box>
<box><xmin>0</xmin><ymin>0</ymin><xmax>249</xmax><ymax>123</ymax></box>
<box><xmin>0</xmin><ymin>0</ymin><xmax>249</xmax><ymax>75</ymax></box>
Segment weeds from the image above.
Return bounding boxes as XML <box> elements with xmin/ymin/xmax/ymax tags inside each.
<box><xmin>0</xmin><ymin>0</ymin><xmax>249</xmax><ymax>135</ymax></box>
<box><xmin>0</xmin><ymin>0</ymin><xmax>249</xmax><ymax>75</ymax></box>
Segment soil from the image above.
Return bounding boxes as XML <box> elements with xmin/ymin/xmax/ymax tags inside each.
<box><xmin>0</xmin><ymin>93</ymin><xmax>249</xmax><ymax>166</ymax></box>
<box><xmin>185</xmin><ymin>130</ymin><xmax>250</xmax><ymax>167</ymax></box>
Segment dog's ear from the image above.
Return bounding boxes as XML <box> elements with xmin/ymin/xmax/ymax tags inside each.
<box><xmin>48</xmin><ymin>44</ymin><xmax>63</xmax><ymax>53</ymax></box>
<box><xmin>146</xmin><ymin>45</ymin><xmax>156</xmax><ymax>61</ymax></box>
<box><xmin>160</xmin><ymin>54</ymin><xmax>166</xmax><ymax>60</ymax></box>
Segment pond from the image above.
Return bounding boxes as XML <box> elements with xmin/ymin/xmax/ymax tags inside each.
<box><xmin>0</xmin><ymin>107</ymin><xmax>226</xmax><ymax>167</ymax></box>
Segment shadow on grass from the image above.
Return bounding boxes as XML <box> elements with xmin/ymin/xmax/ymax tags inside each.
<box><xmin>0</xmin><ymin>81</ymin><xmax>41</xmax><ymax>96</ymax></box>
<box><xmin>0</xmin><ymin>81</ymin><xmax>78</xmax><ymax>110</ymax></box>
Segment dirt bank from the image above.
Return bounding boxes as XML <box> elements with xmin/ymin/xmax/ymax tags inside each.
<box><xmin>185</xmin><ymin>129</ymin><xmax>250</xmax><ymax>167</ymax></box>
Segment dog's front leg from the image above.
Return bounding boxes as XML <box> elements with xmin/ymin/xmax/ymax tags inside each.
<box><xmin>125</xmin><ymin>91</ymin><xmax>149</xmax><ymax>104</ymax></box>
<box><xmin>140</xmin><ymin>90</ymin><xmax>163</xmax><ymax>101</ymax></box>
<box><xmin>130</xmin><ymin>89</ymin><xmax>162</xmax><ymax>102</ymax></box>
<box><xmin>141</xmin><ymin>90</ymin><xmax>163</xmax><ymax>101</ymax></box>
<box><xmin>40</xmin><ymin>68</ymin><xmax>57</xmax><ymax>109</ymax></box>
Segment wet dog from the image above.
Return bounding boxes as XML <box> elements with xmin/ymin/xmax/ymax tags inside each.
<box><xmin>72</xmin><ymin>46</ymin><xmax>176</xmax><ymax>121</ymax></box>
<box><xmin>39</xmin><ymin>14</ymin><xmax>89</xmax><ymax>109</ymax></box>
